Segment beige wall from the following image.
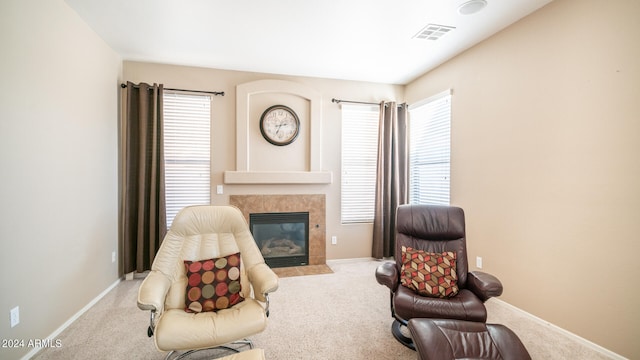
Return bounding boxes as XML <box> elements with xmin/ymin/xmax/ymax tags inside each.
<box><xmin>123</xmin><ymin>61</ymin><xmax>403</xmax><ymax>261</ymax></box>
<box><xmin>406</xmin><ymin>0</ymin><xmax>639</xmax><ymax>357</ymax></box>
<box><xmin>0</xmin><ymin>0</ymin><xmax>122</xmax><ymax>359</ymax></box>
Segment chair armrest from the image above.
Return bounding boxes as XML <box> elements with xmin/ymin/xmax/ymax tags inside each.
<box><xmin>247</xmin><ymin>263</ymin><xmax>279</xmax><ymax>302</ymax></box>
<box><xmin>375</xmin><ymin>261</ymin><xmax>399</xmax><ymax>291</ymax></box>
<box><xmin>467</xmin><ymin>271</ymin><xmax>503</xmax><ymax>302</ymax></box>
<box><xmin>137</xmin><ymin>270</ymin><xmax>171</xmax><ymax>312</ymax></box>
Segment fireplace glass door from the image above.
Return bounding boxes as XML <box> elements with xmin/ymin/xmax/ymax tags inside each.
<box><xmin>250</xmin><ymin>212</ymin><xmax>309</xmax><ymax>268</ymax></box>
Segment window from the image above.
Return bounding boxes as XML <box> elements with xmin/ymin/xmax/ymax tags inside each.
<box><xmin>409</xmin><ymin>90</ymin><xmax>451</xmax><ymax>205</ymax></box>
<box><xmin>163</xmin><ymin>91</ymin><xmax>211</xmax><ymax>227</ymax></box>
<box><xmin>341</xmin><ymin>104</ymin><xmax>380</xmax><ymax>224</ymax></box>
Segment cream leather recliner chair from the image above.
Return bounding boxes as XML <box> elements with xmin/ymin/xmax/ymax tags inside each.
<box><xmin>137</xmin><ymin>205</ymin><xmax>279</xmax><ymax>359</ymax></box>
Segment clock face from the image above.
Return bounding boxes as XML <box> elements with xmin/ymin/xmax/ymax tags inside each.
<box><xmin>260</xmin><ymin>105</ymin><xmax>300</xmax><ymax>146</ymax></box>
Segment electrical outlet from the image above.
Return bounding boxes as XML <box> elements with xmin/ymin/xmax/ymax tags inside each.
<box><xmin>112</xmin><ymin>251</ymin><xmax>116</xmax><ymax>263</ymax></box>
<box><xmin>331</xmin><ymin>236</ymin><xmax>337</xmax><ymax>245</ymax></box>
<box><xmin>216</xmin><ymin>185</ymin><xmax>223</xmax><ymax>195</ymax></box>
<box><xmin>476</xmin><ymin>256</ymin><xmax>483</xmax><ymax>269</ymax></box>
<box><xmin>10</xmin><ymin>306</ymin><xmax>19</xmax><ymax>328</ymax></box>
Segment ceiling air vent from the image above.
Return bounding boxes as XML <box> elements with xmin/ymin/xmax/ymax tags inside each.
<box><xmin>413</xmin><ymin>24</ymin><xmax>456</xmax><ymax>41</ymax></box>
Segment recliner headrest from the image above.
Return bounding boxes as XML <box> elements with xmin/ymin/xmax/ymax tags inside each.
<box><xmin>396</xmin><ymin>204</ymin><xmax>465</xmax><ymax>240</ymax></box>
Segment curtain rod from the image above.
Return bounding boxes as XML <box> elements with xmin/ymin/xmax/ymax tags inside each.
<box><xmin>120</xmin><ymin>83</ymin><xmax>224</xmax><ymax>96</ymax></box>
<box><xmin>331</xmin><ymin>98</ymin><xmax>379</xmax><ymax>106</ymax></box>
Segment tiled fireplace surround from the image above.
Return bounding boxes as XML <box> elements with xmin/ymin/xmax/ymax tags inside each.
<box><xmin>229</xmin><ymin>194</ymin><xmax>326</xmax><ymax>266</ymax></box>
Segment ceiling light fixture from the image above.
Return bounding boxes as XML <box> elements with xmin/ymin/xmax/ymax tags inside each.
<box><xmin>457</xmin><ymin>0</ymin><xmax>488</xmax><ymax>15</ymax></box>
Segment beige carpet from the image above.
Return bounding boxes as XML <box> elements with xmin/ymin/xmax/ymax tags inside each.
<box><xmin>33</xmin><ymin>260</ymin><xmax>613</xmax><ymax>360</ymax></box>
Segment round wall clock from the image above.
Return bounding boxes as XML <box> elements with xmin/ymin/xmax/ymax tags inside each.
<box><xmin>259</xmin><ymin>105</ymin><xmax>300</xmax><ymax>146</ymax></box>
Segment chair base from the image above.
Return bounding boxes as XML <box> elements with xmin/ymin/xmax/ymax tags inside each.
<box><xmin>391</xmin><ymin>319</ymin><xmax>415</xmax><ymax>350</ymax></box>
<box><xmin>165</xmin><ymin>339</ymin><xmax>254</xmax><ymax>360</ymax></box>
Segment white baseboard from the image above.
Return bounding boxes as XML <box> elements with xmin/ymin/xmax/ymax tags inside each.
<box><xmin>22</xmin><ymin>278</ymin><xmax>122</xmax><ymax>360</ymax></box>
<box><xmin>492</xmin><ymin>298</ymin><xmax>627</xmax><ymax>360</ymax></box>
<box><xmin>327</xmin><ymin>257</ymin><xmax>376</xmax><ymax>265</ymax></box>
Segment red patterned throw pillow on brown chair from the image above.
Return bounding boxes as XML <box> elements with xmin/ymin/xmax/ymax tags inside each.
<box><xmin>184</xmin><ymin>252</ymin><xmax>244</xmax><ymax>313</ymax></box>
<box><xmin>400</xmin><ymin>246</ymin><xmax>459</xmax><ymax>298</ymax></box>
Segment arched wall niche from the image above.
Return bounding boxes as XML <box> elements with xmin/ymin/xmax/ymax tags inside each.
<box><xmin>224</xmin><ymin>79</ymin><xmax>332</xmax><ymax>184</ymax></box>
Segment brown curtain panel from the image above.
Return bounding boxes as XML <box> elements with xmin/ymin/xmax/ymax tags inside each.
<box><xmin>120</xmin><ymin>81</ymin><xmax>167</xmax><ymax>274</ymax></box>
<box><xmin>372</xmin><ymin>102</ymin><xmax>408</xmax><ymax>259</ymax></box>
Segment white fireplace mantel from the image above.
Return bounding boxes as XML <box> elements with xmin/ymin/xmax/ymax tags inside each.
<box><xmin>224</xmin><ymin>170</ymin><xmax>332</xmax><ymax>184</ymax></box>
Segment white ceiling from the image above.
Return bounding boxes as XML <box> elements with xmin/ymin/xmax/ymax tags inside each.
<box><xmin>65</xmin><ymin>0</ymin><xmax>553</xmax><ymax>85</ymax></box>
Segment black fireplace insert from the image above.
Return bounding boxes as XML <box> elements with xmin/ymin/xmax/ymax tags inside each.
<box><xmin>249</xmin><ymin>212</ymin><xmax>309</xmax><ymax>268</ymax></box>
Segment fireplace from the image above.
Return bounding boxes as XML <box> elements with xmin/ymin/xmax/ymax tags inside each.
<box><xmin>230</xmin><ymin>194</ymin><xmax>326</xmax><ymax>266</ymax></box>
<box><xmin>250</xmin><ymin>212</ymin><xmax>309</xmax><ymax>268</ymax></box>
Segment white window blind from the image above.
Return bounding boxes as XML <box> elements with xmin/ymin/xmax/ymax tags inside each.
<box><xmin>341</xmin><ymin>104</ymin><xmax>380</xmax><ymax>224</ymax></box>
<box><xmin>163</xmin><ymin>91</ymin><xmax>211</xmax><ymax>227</ymax></box>
<box><xmin>409</xmin><ymin>90</ymin><xmax>451</xmax><ymax>205</ymax></box>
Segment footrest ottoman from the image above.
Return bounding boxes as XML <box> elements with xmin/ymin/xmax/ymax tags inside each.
<box><xmin>217</xmin><ymin>349</ymin><xmax>265</xmax><ymax>360</ymax></box>
<box><xmin>408</xmin><ymin>319</ymin><xmax>531</xmax><ymax>360</ymax></box>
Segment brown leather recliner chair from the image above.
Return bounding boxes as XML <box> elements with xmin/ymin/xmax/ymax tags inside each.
<box><xmin>375</xmin><ymin>204</ymin><xmax>503</xmax><ymax>349</ymax></box>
